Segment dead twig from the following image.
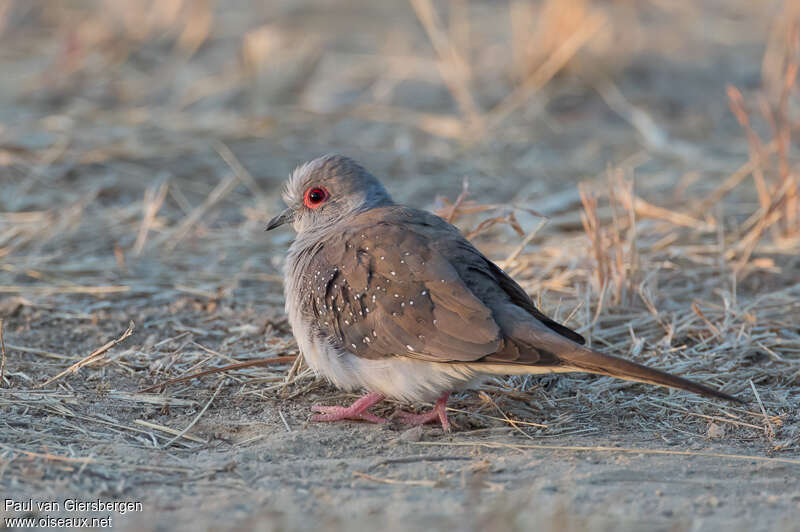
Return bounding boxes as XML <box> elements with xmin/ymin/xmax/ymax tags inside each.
<box><xmin>407</xmin><ymin>0</ymin><xmax>483</xmax><ymax>134</ymax></box>
<box><xmin>446</xmin><ymin>177</ymin><xmax>470</xmax><ymax>224</ymax></box>
<box><xmin>353</xmin><ymin>470</ymin><xmax>439</xmax><ymax>487</ymax></box>
<box><xmin>35</xmin><ymin>321</ymin><xmax>135</xmax><ymax>389</ymax></box>
<box><xmin>0</xmin><ymin>318</ymin><xmax>7</xmax><ymax>387</ymax></box>
<box><xmin>162</xmin><ymin>378</ymin><xmax>225</xmax><ymax>448</ymax></box>
<box><xmin>0</xmin><ymin>442</ymin><xmax>96</xmax><ymax>465</ymax></box>
<box><xmin>749</xmin><ymin>379</ymin><xmax>776</xmax><ymax>439</ymax></box>
<box><xmin>133</xmin><ymin>176</ymin><xmax>169</xmax><ymax>256</ymax></box>
<box><xmin>278</xmin><ymin>409</ymin><xmax>292</xmax><ymax>432</ymax></box>
<box><xmin>133</xmin><ymin>419</ymin><xmax>207</xmax><ymax>444</ymax></box>
<box><xmin>411</xmin><ymin>441</ymin><xmax>800</xmax><ymax>466</ymax></box>
<box><xmin>497</xmin><ymin>217</ymin><xmax>548</xmax><ymax>269</ymax></box>
<box><xmin>157</xmin><ymin>172</ymin><xmax>242</xmax><ymax>251</ymax></box>
<box><xmin>215</xmin><ymin>141</ymin><xmax>270</xmax><ymax>208</ymax></box>
<box><xmin>138</xmin><ymin>356</ymin><xmax>296</xmax><ymax>393</ymax></box>
<box><xmin>488</xmin><ymin>12</ymin><xmax>606</xmax><ymax>129</ymax></box>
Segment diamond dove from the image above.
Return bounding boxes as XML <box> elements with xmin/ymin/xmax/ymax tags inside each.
<box><xmin>266</xmin><ymin>154</ymin><xmax>741</xmax><ymax>431</ymax></box>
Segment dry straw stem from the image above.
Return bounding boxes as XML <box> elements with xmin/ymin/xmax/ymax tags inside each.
<box><xmin>748</xmin><ymin>379</ymin><xmax>776</xmax><ymax>439</ymax></box>
<box><xmin>445</xmin><ymin>177</ymin><xmax>470</xmax><ymax>224</ymax></box>
<box><xmin>580</xmin><ymin>178</ymin><xmax>639</xmax><ymax>307</ymax></box>
<box><xmin>353</xmin><ymin>470</ymin><xmax>440</xmax><ymax>487</ymax></box>
<box><xmin>161</xmin><ymin>378</ymin><xmax>225</xmax><ymax>448</ymax></box>
<box><xmin>726</xmin><ymin>86</ymin><xmax>771</xmax><ymax>212</ymax></box>
<box><xmin>725</xmin><ymin>28</ymin><xmax>800</xmax><ymax>240</ymax></box>
<box><xmin>350</xmin><ymin>104</ymin><xmax>465</xmax><ymax>139</ymax></box>
<box><xmin>214</xmin><ymin>141</ymin><xmax>270</xmax><ymax>210</ymax></box>
<box><xmin>497</xmin><ymin>217</ymin><xmax>548</xmax><ymax>270</ymax></box>
<box><xmin>0</xmin><ymin>285</ymin><xmax>131</xmax><ymax>295</ymax></box>
<box><xmin>133</xmin><ymin>419</ymin><xmax>206</xmax><ymax>444</ymax></box>
<box><xmin>692</xmin><ymin>140</ymin><xmax>778</xmax><ymax>216</ymax></box>
<box><xmin>762</xmin><ymin>16</ymin><xmax>799</xmax><ymax>150</ymax></box>
<box><xmin>487</xmin><ymin>10</ymin><xmax>606</xmax><ymax>130</ymax></box>
<box><xmin>433</xmin><ymin>180</ymin><xmax>547</xmax><ymax>249</ymax></box>
<box><xmin>138</xmin><ymin>355</ymin><xmax>296</xmax><ymax>393</ymax></box>
<box><xmin>593</xmin><ymin>74</ymin><xmax>720</xmax><ymax>163</ymax></box>
<box><xmin>477</xmin><ymin>391</ymin><xmax>544</xmax><ymax>440</ymax></box>
<box><xmin>133</xmin><ymin>176</ymin><xmax>169</xmax><ymax>255</ymax></box>
<box><xmin>0</xmin><ymin>442</ymin><xmax>97</xmax><ymax>466</ymax></box>
<box><xmin>281</xmin><ymin>353</ymin><xmax>307</xmax><ymax>396</ymax></box>
<box><xmin>0</xmin><ymin>442</ymin><xmax>192</xmax><ymax>474</ymax></box>
<box><xmin>408</xmin><ymin>0</ymin><xmax>605</xmax><ymax>139</ymax></box>
<box><xmin>734</xmin><ymin>178</ymin><xmax>795</xmax><ymax>272</ymax></box>
<box><xmin>0</xmin><ymin>318</ymin><xmax>6</xmax><ymax>387</ymax></box>
<box><xmin>155</xmin><ymin>170</ymin><xmax>242</xmax><ymax>251</ymax></box>
<box><xmin>407</xmin><ymin>0</ymin><xmax>483</xmax><ymax>133</ymax></box>
<box><xmin>411</xmin><ymin>441</ymin><xmax>800</xmax><ymax>466</ymax></box>
<box><xmin>655</xmin><ymin>404</ymin><xmax>767</xmax><ymax>433</ymax></box>
<box><xmin>445</xmin><ymin>407</ymin><xmax>548</xmax><ymax>429</ymax></box>
<box><xmin>35</xmin><ymin>321</ymin><xmax>135</xmax><ymax>389</ymax></box>
<box><xmin>278</xmin><ymin>408</ymin><xmax>292</xmax><ymax>432</ymax></box>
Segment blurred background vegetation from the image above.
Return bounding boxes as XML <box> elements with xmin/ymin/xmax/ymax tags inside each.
<box><xmin>1</xmin><ymin>1</ymin><xmax>795</xmax><ymax>195</ymax></box>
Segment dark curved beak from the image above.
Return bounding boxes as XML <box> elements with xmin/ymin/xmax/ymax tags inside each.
<box><xmin>266</xmin><ymin>208</ymin><xmax>294</xmax><ymax>231</ymax></box>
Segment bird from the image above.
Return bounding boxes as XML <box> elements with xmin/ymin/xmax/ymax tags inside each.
<box><xmin>266</xmin><ymin>154</ymin><xmax>741</xmax><ymax>431</ymax></box>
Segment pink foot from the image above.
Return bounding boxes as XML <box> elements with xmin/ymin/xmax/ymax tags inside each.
<box><xmin>393</xmin><ymin>393</ymin><xmax>451</xmax><ymax>432</ymax></box>
<box><xmin>310</xmin><ymin>392</ymin><xmax>386</xmax><ymax>424</ymax></box>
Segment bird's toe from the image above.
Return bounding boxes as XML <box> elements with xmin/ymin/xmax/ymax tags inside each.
<box><xmin>310</xmin><ymin>403</ymin><xmax>385</xmax><ymax>424</ymax></box>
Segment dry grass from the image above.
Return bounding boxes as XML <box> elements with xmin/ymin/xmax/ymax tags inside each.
<box><xmin>0</xmin><ymin>0</ymin><xmax>799</xmax><ymax>530</ymax></box>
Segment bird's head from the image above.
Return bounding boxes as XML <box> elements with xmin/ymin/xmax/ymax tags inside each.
<box><xmin>266</xmin><ymin>154</ymin><xmax>394</xmax><ymax>235</ymax></box>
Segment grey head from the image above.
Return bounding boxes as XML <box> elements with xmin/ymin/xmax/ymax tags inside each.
<box><xmin>266</xmin><ymin>154</ymin><xmax>394</xmax><ymax>235</ymax></box>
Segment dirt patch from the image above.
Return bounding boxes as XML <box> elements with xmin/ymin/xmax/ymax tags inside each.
<box><xmin>1</xmin><ymin>1</ymin><xmax>799</xmax><ymax>531</ymax></box>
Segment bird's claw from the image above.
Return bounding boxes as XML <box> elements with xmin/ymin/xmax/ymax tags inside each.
<box><xmin>392</xmin><ymin>409</ymin><xmax>451</xmax><ymax>432</ymax></box>
<box><xmin>391</xmin><ymin>393</ymin><xmax>451</xmax><ymax>432</ymax></box>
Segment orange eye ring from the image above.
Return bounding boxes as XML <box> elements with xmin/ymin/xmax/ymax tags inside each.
<box><xmin>304</xmin><ymin>187</ymin><xmax>328</xmax><ymax>209</ymax></box>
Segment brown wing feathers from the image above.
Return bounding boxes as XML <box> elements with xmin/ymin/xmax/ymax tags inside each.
<box><xmin>301</xmin><ymin>206</ymin><xmax>740</xmax><ymax>403</ymax></box>
<box><xmin>302</xmin><ymin>218</ymin><xmax>501</xmax><ymax>362</ymax></box>
<box><xmin>481</xmin><ymin>257</ymin><xmax>586</xmax><ymax>345</ymax></box>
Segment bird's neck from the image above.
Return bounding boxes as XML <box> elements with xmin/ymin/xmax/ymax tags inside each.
<box><xmin>297</xmin><ymin>202</ymin><xmax>393</xmax><ymax>242</ymax></box>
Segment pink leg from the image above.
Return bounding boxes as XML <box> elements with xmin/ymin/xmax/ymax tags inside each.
<box><xmin>310</xmin><ymin>392</ymin><xmax>386</xmax><ymax>424</ymax></box>
<box><xmin>393</xmin><ymin>393</ymin><xmax>451</xmax><ymax>432</ymax></box>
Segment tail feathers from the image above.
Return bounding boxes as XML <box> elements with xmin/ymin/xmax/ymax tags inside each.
<box><xmin>556</xmin><ymin>347</ymin><xmax>743</xmax><ymax>404</ymax></box>
<box><xmin>489</xmin><ymin>305</ymin><xmax>742</xmax><ymax>403</ymax></box>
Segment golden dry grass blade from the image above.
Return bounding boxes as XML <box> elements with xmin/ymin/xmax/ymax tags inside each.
<box><xmin>156</xmin><ymin>172</ymin><xmax>242</xmax><ymax>251</ymax></box>
<box><xmin>0</xmin><ymin>318</ymin><xmax>6</xmax><ymax>387</ymax></box>
<box><xmin>161</xmin><ymin>378</ymin><xmax>224</xmax><ymax>448</ymax></box>
<box><xmin>353</xmin><ymin>470</ymin><xmax>439</xmax><ymax>487</ymax></box>
<box><xmin>35</xmin><ymin>321</ymin><xmax>135</xmax><ymax>389</ymax></box>
<box><xmin>133</xmin><ymin>419</ymin><xmax>207</xmax><ymax>443</ymax></box>
<box><xmin>407</xmin><ymin>0</ymin><xmax>483</xmax><ymax>132</ymax></box>
<box><xmin>488</xmin><ymin>12</ymin><xmax>606</xmax><ymax>129</ymax></box>
<box><xmin>411</xmin><ymin>441</ymin><xmax>800</xmax><ymax>466</ymax></box>
<box><xmin>133</xmin><ymin>177</ymin><xmax>169</xmax><ymax>256</ymax></box>
<box><xmin>138</xmin><ymin>356</ymin><xmax>297</xmax><ymax>393</ymax></box>
<box><xmin>0</xmin><ymin>442</ymin><xmax>97</xmax><ymax>465</ymax></box>
<box><xmin>0</xmin><ymin>285</ymin><xmax>131</xmax><ymax>295</ymax></box>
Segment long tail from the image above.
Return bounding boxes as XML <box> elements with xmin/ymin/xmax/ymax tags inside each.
<box><xmin>555</xmin><ymin>346</ymin><xmax>743</xmax><ymax>403</ymax></box>
<box><xmin>489</xmin><ymin>306</ymin><xmax>743</xmax><ymax>403</ymax></box>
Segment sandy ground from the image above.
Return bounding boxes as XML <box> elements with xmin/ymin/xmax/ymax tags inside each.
<box><xmin>1</xmin><ymin>1</ymin><xmax>799</xmax><ymax>531</ymax></box>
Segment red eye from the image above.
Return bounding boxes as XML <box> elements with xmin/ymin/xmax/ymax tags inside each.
<box><xmin>303</xmin><ymin>187</ymin><xmax>328</xmax><ymax>209</ymax></box>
